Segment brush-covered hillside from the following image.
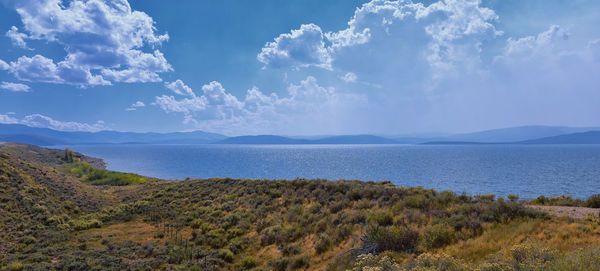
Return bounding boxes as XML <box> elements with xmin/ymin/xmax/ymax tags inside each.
<box><xmin>1</xmin><ymin>143</ymin><xmax>600</xmax><ymax>271</ymax></box>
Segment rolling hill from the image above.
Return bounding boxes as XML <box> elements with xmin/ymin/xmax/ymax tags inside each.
<box><xmin>3</xmin><ymin>142</ymin><xmax>600</xmax><ymax>270</ymax></box>
<box><xmin>440</xmin><ymin>125</ymin><xmax>600</xmax><ymax>143</ymax></box>
<box><xmin>517</xmin><ymin>131</ymin><xmax>600</xmax><ymax>144</ymax></box>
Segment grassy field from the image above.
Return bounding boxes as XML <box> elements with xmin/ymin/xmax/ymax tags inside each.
<box><xmin>1</xmin><ymin>142</ymin><xmax>599</xmax><ymax>270</ymax></box>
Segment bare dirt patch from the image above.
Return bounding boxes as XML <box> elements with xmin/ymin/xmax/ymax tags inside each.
<box><xmin>528</xmin><ymin>205</ymin><xmax>599</xmax><ymax>219</ymax></box>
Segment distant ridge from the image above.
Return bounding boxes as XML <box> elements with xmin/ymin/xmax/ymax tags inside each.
<box><xmin>4</xmin><ymin>123</ymin><xmax>600</xmax><ymax>146</ymax></box>
<box><xmin>0</xmin><ymin>124</ymin><xmax>226</xmax><ymax>145</ymax></box>
<box><xmin>440</xmin><ymin>125</ymin><xmax>600</xmax><ymax>143</ymax></box>
<box><xmin>312</xmin><ymin>135</ymin><xmax>399</xmax><ymax>144</ymax></box>
<box><xmin>420</xmin><ymin>141</ymin><xmax>495</xmax><ymax>145</ymax></box>
<box><xmin>217</xmin><ymin>135</ymin><xmax>310</xmax><ymax>144</ymax></box>
<box><xmin>216</xmin><ymin>135</ymin><xmax>399</xmax><ymax>144</ymax></box>
<box><xmin>517</xmin><ymin>131</ymin><xmax>600</xmax><ymax>144</ymax></box>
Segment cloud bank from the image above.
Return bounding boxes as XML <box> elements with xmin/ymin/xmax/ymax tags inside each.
<box><xmin>1</xmin><ymin>0</ymin><xmax>171</xmax><ymax>87</ymax></box>
<box><xmin>154</xmin><ymin>77</ymin><xmax>364</xmax><ymax>135</ymax></box>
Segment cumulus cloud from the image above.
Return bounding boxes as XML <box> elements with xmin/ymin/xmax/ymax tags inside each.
<box><xmin>154</xmin><ymin>95</ymin><xmax>208</xmax><ymax>114</ymax></box>
<box><xmin>257</xmin><ymin>24</ymin><xmax>332</xmax><ymax>69</ymax></box>
<box><xmin>0</xmin><ymin>59</ymin><xmax>9</xmax><ymax>70</ymax></box>
<box><xmin>0</xmin><ymin>114</ymin><xmax>19</xmax><ymax>124</ymax></box>
<box><xmin>1</xmin><ymin>81</ymin><xmax>30</xmax><ymax>92</ymax></box>
<box><xmin>248</xmin><ymin>0</ymin><xmax>600</xmax><ymax>134</ymax></box>
<box><xmin>499</xmin><ymin>25</ymin><xmax>568</xmax><ymax>60</ymax></box>
<box><xmin>260</xmin><ymin>0</ymin><xmax>499</xmax><ymax>77</ymax></box>
<box><xmin>1</xmin><ymin>0</ymin><xmax>171</xmax><ymax>87</ymax></box>
<box><xmin>0</xmin><ymin>113</ymin><xmax>106</xmax><ymax>132</ymax></box>
<box><xmin>5</xmin><ymin>26</ymin><xmax>30</xmax><ymax>49</ymax></box>
<box><xmin>126</xmin><ymin>101</ymin><xmax>145</xmax><ymax>111</ymax></box>
<box><xmin>154</xmin><ymin>76</ymin><xmax>364</xmax><ymax>135</ymax></box>
<box><xmin>165</xmin><ymin>79</ymin><xmax>195</xmax><ymax>97</ymax></box>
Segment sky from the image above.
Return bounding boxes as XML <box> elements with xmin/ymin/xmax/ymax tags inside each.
<box><xmin>0</xmin><ymin>0</ymin><xmax>599</xmax><ymax>136</ymax></box>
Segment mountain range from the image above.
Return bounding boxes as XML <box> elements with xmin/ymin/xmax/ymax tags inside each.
<box><xmin>0</xmin><ymin>124</ymin><xmax>226</xmax><ymax>145</ymax></box>
<box><xmin>1</xmin><ymin>124</ymin><xmax>600</xmax><ymax>146</ymax></box>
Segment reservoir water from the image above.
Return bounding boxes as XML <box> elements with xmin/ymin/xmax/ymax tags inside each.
<box><xmin>65</xmin><ymin>144</ymin><xmax>600</xmax><ymax>198</ymax></box>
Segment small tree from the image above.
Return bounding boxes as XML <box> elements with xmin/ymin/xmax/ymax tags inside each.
<box><xmin>64</xmin><ymin>148</ymin><xmax>74</xmax><ymax>163</ymax></box>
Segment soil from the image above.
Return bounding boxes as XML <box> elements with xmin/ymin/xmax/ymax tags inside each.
<box><xmin>528</xmin><ymin>205</ymin><xmax>599</xmax><ymax>219</ymax></box>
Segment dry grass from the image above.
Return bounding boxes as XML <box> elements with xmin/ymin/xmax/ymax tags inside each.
<box><xmin>441</xmin><ymin>217</ymin><xmax>600</xmax><ymax>264</ymax></box>
<box><xmin>74</xmin><ymin>219</ymin><xmax>159</xmax><ymax>249</ymax></box>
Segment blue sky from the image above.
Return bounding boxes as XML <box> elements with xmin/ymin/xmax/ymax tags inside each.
<box><xmin>0</xmin><ymin>0</ymin><xmax>599</xmax><ymax>136</ymax></box>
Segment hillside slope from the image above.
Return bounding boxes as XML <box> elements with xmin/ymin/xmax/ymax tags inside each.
<box><xmin>0</xmin><ymin>143</ymin><xmax>112</xmax><ymax>263</ymax></box>
<box><xmin>2</xmin><ymin>143</ymin><xmax>600</xmax><ymax>270</ymax></box>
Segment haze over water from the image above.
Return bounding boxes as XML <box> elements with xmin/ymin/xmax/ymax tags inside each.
<box><xmin>67</xmin><ymin>144</ymin><xmax>600</xmax><ymax>199</ymax></box>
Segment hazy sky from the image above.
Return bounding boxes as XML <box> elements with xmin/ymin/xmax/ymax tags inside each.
<box><xmin>0</xmin><ymin>0</ymin><xmax>599</xmax><ymax>136</ymax></box>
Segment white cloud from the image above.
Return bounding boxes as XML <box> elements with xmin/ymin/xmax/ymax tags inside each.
<box><xmin>0</xmin><ymin>113</ymin><xmax>106</xmax><ymax>132</ymax></box>
<box><xmin>201</xmin><ymin>81</ymin><xmax>244</xmax><ymax>108</ymax></box>
<box><xmin>125</xmin><ymin>101</ymin><xmax>145</xmax><ymax>111</ymax></box>
<box><xmin>8</xmin><ymin>55</ymin><xmax>61</xmax><ymax>83</ymax></box>
<box><xmin>154</xmin><ymin>76</ymin><xmax>365</xmax><ymax>135</ymax></box>
<box><xmin>499</xmin><ymin>25</ymin><xmax>568</xmax><ymax>60</ymax></box>
<box><xmin>341</xmin><ymin>72</ymin><xmax>358</xmax><ymax>83</ymax></box>
<box><xmin>0</xmin><ymin>59</ymin><xmax>9</xmax><ymax>70</ymax></box>
<box><xmin>0</xmin><ymin>82</ymin><xmax>30</xmax><ymax>92</ymax></box>
<box><xmin>2</xmin><ymin>0</ymin><xmax>171</xmax><ymax>87</ymax></box>
<box><xmin>165</xmin><ymin>79</ymin><xmax>195</xmax><ymax>97</ymax></box>
<box><xmin>248</xmin><ymin>0</ymin><xmax>600</xmax><ymax>134</ymax></box>
<box><xmin>154</xmin><ymin>95</ymin><xmax>208</xmax><ymax>114</ymax></box>
<box><xmin>0</xmin><ymin>114</ymin><xmax>19</xmax><ymax>124</ymax></box>
<box><xmin>20</xmin><ymin>114</ymin><xmax>106</xmax><ymax>132</ymax></box>
<box><xmin>5</xmin><ymin>26</ymin><xmax>30</xmax><ymax>49</ymax></box>
<box><xmin>259</xmin><ymin>0</ymin><xmax>500</xmax><ymax>83</ymax></box>
<box><xmin>257</xmin><ymin>24</ymin><xmax>332</xmax><ymax>69</ymax></box>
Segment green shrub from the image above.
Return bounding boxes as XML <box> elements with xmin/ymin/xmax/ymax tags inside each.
<box><xmin>531</xmin><ymin>195</ymin><xmax>582</xmax><ymax>206</ymax></box>
<box><xmin>585</xmin><ymin>194</ymin><xmax>600</xmax><ymax>208</ymax></box>
<box><xmin>190</xmin><ymin>218</ymin><xmax>203</xmax><ymax>229</ymax></box>
<box><xmin>355</xmin><ymin>199</ymin><xmax>373</xmax><ymax>209</ymax></box>
<box><xmin>475</xmin><ymin>194</ymin><xmax>495</xmax><ymax>202</ymax></box>
<box><xmin>237</xmin><ymin>256</ymin><xmax>258</xmax><ymax>270</ymax></box>
<box><xmin>421</xmin><ymin>223</ymin><xmax>456</xmax><ymax>249</ymax></box>
<box><xmin>367</xmin><ymin>211</ymin><xmax>394</xmax><ymax>226</ymax></box>
<box><xmin>281</xmin><ymin>244</ymin><xmax>302</xmax><ymax>256</ymax></box>
<box><xmin>71</xmin><ymin>218</ymin><xmax>103</xmax><ymax>230</ymax></box>
<box><xmin>315</xmin><ymin>233</ymin><xmax>331</xmax><ymax>254</ymax></box>
<box><xmin>404</xmin><ymin>194</ymin><xmax>430</xmax><ymax>210</ymax></box>
<box><xmin>362</xmin><ymin>226</ymin><xmax>419</xmax><ymax>254</ymax></box>
<box><xmin>507</xmin><ymin>194</ymin><xmax>519</xmax><ymax>202</ymax></box>
<box><xmin>218</xmin><ymin>249</ymin><xmax>235</xmax><ymax>263</ymax></box>
<box><xmin>291</xmin><ymin>255</ymin><xmax>310</xmax><ymax>269</ymax></box>
<box><xmin>7</xmin><ymin>262</ymin><xmax>25</xmax><ymax>271</ymax></box>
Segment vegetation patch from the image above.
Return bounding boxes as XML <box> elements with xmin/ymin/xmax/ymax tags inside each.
<box><xmin>2</xmin><ymin>143</ymin><xmax>600</xmax><ymax>270</ymax></box>
<box><xmin>67</xmin><ymin>161</ymin><xmax>148</xmax><ymax>186</ymax></box>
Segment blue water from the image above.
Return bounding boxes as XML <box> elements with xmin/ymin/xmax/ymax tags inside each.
<box><xmin>65</xmin><ymin>144</ymin><xmax>600</xmax><ymax>198</ymax></box>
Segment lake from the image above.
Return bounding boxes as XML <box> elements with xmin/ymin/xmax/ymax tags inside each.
<box><xmin>64</xmin><ymin>144</ymin><xmax>600</xmax><ymax>199</ymax></box>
